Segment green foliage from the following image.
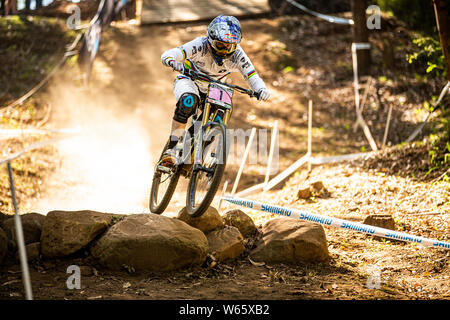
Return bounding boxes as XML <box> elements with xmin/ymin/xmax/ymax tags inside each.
<box><xmin>406</xmin><ymin>36</ymin><xmax>447</xmax><ymax>79</ymax></box>
<box><xmin>0</xmin><ymin>16</ymin><xmax>75</xmax><ymax>103</ymax></box>
<box><xmin>384</xmin><ymin>0</ymin><xmax>450</xmax><ymax>177</ymax></box>
<box><xmin>375</xmin><ymin>0</ymin><xmax>437</xmax><ymax>35</ymax></box>
<box><xmin>427</xmin><ymin>106</ymin><xmax>450</xmax><ymax>176</ymax></box>
<box><xmin>109</xmin><ymin>215</ymin><xmax>125</xmax><ymax>226</ymax></box>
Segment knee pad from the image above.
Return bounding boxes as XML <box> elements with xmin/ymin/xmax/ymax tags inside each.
<box><xmin>173</xmin><ymin>93</ymin><xmax>199</xmax><ymax>124</ymax></box>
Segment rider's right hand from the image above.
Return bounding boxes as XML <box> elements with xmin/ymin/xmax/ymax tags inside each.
<box><xmin>170</xmin><ymin>60</ymin><xmax>184</xmax><ymax>73</ymax></box>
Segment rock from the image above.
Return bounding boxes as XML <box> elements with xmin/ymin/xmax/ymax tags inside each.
<box><xmin>296</xmin><ymin>181</ymin><xmax>327</xmax><ymax>200</ymax></box>
<box><xmin>223</xmin><ymin>209</ymin><xmax>258</xmax><ymax>237</ymax></box>
<box><xmin>310</xmin><ymin>181</ymin><xmax>330</xmax><ymax>197</ymax></box>
<box><xmin>0</xmin><ymin>227</ymin><xmax>7</xmax><ymax>264</ymax></box>
<box><xmin>1</xmin><ymin>213</ymin><xmax>46</xmax><ymax>246</ymax></box>
<box><xmin>0</xmin><ymin>212</ymin><xmax>11</xmax><ymax>224</ymax></box>
<box><xmin>310</xmin><ymin>181</ymin><xmax>325</xmax><ymax>191</ymax></box>
<box><xmin>15</xmin><ymin>242</ymin><xmax>40</xmax><ymax>262</ymax></box>
<box><xmin>363</xmin><ymin>214</ymin><xmax>396</xmax><ymax>241</ymax></box>
<box><xmin>40</xmin><ymin>211</ymin><xmax>116</xmax><ymax>258</ymax></box>
<box><xmin>91</xmin><ymin>214</ymin><xmax>208</xmax><ymax>271</ymax></box>
<box><xmin>250</xmin><ymin>218</ymin><xmax>329</xmax><ymax>264</ymax></box>
<box><xmin>26</xmin><ymin>242</ymin><xmax>41</xmax><ymax>261</ymax></box>
<box><xmin>206</xmin><ymin>226</ymin><xmax>245</xmax><ymax>262</ymax></box>
<box><xmin>363</xmin><ymin>214</ymin><xmax>396</xmax><ymax>230</ymax></box>
<box><xmin>79</xmin><ymin>265</ymin><xmax>93</xmax><ymax>277</ymax></box>
<box><xmin>177</xmin><ymin>206</ymin><xmax>224</xmax><ymax>233</ymax></box>
<box><xmin>297</xmin><ymin>187</ymin><xmax>312</xmax><ymax>199</ymax></box>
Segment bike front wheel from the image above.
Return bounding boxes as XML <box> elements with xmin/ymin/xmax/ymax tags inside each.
<box><xmin>186</xmin><ymin>123</ymin><xmax>226</xmax><ymax>217</ymax></box>
<box><xmin>149</xmin><ymin>142</ymin><xmax>180</xmax><ymax>214</ymax></box>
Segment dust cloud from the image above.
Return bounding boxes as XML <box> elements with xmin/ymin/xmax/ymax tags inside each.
<box><xmin>27</xmin><ymin>24</ymin><xmax>182</xmax><ymax>214</ymax></box>
<box><xmin>29</xmin><ymin>86</ymin><xmax>155</xmax><ymax>214</ymax></box>
<box><xmin>26</xmin><ymin>23</ymin><xmax>256</xmax><ymax>215</ymax></box>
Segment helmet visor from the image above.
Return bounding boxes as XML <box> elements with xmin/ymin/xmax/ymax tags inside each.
<box><xmin>211</xmin><ymin>40</ymin><xmax>237</xmax><ymax>57</ymax></box>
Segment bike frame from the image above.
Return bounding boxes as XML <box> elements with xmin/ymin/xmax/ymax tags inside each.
<box><xmin>150</xmin><ymin>69</ymin><xmax>258</xmax><ymax>215</ymax></box>
<box><xmin>178</xmin><ymin>87</ymin><xmax>232</xmax><ymax>177</ymax></box>
<box><xmin>174</xmin><ymin>69</ymin><xmax>257</xmax><ymax>178</ymax></box>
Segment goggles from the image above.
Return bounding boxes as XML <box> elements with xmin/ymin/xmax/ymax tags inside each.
<box><xmin>211</xmin><ymin>40</ymin><xmax>237</xmax><ymax>57</ymax></box>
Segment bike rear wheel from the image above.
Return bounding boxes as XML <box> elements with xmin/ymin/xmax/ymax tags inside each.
<box><xmin>186</xmin><ymin>123</ymin><xmax>226</xmax><ymax>217</ymax></box>
<box><xmin>149</xmin><ymin>141</ymin><xmax>180</xmax><ymax>214</ymax></box>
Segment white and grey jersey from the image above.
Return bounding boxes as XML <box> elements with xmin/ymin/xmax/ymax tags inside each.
<box><xmin>161</xmin><ymin>36</ymin><xmax>267</xmax><ymax>94</ymax></box>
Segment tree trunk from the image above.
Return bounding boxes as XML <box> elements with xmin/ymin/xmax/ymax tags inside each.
<box><xmin>351</xmin><ymin>0</ymin><xmax>371</xmax><ymax>75</ymax></box>
<box><xmin>432</xmin><ymin>0</ymin><xmax>450</xmax><ymax>81</ymax></box>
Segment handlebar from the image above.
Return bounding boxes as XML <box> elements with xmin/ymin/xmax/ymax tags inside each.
<box><xmin>183</xmin><ymin>68</ymin><xmax>260</xmax><ymax>99</ymax></box>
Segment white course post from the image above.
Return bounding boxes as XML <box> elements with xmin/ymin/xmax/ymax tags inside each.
<box><xmin>382</xmin><ymin>104</ymin><xmax>393</xmax><ymax>149</ymax></box>
<box><xmin>217</xmin><ymin>180</ymin><xmax>229</xmax><ymax>212</ymax></box>
<box><xmin>352</xmin><ymin>43</ymin><xmax>378</xmax><ymax>151</ymax></box>
<box><xmin>263</xmin><ymin>120</ymin><xmax>278</xmax><ymax>194</ymax></box>
<box><xmin>307</xmin><ymin>100</ymin><xmax>313</xmax><ymax>172</ymax></box>
<box><xmin>7</xmin><ymin>162</ymin><xmax>33</xmax><ymax>300</ymax></box>
<box><xmin>231</xmin><ymin>127</ymin><xmax>256</xmax><ymax>196</ymax></box>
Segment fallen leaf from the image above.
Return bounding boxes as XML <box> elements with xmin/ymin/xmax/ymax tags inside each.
<box><xmin>2</xmin><ymin>279</ymin><xmax>21</xmax><ymax>286</ymax></box>
<box><xmin>248</xmin><ymin>257</ymin><xmax>265</xmax><ymax>267</ymax></box>
<box><xmin>7</xmin><ymin>270</ymin><xmax>21</xmax><ymax>274</ymax></box>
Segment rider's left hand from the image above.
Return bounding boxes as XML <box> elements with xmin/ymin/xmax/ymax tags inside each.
<box><xmin>258</xmin><ymin>88</ymin><xmax>270</xmax><ymax>101</ymax></box>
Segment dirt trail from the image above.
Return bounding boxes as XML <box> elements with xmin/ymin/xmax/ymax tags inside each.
<box><xmin>5</xmin><ymin>15</ymin><xmax>448</xmax><ymax>301</ymax></box>
<box><xmin>25</xmin><ymin>20</ymin><xmax>279</xmax><ymax>216</ymax></box>
<box><xmin>24</xmin><ymin>22</ymin><xmax>195</xmax><ymax>216</ymax></box>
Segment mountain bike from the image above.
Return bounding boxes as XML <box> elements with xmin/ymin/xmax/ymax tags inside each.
<box><xmin>149</xmin><ymin>67</ymin><xmax>259</xmax><ymax>217</ymax></box>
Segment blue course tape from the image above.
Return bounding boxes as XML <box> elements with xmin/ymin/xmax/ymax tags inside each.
<box><xmin>223</xmin><ymin>196</ymin><xmax>450</xmax><ymax>250</ymax></box>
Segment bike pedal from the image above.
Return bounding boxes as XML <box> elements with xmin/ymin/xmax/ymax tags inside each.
<box><xmin>156</xmin><ymin>165</ymin><xmax>172</xmax><ymax>174</ymax></box>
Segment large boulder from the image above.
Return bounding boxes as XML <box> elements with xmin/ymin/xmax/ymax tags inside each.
<box><xmin>223</xmin><ymin>209</ymin><xmax>258</xmax><ymax>237</ymax></box>
<box><xmin>0</xmin><ymin>212</ymin><xmax>11</xmax><ymax>224</ymax></box>
<box><xmin>1</xmin><ymin>213</ymin><xmax>46</xmax><ymax>246</ymax></box>
<box><xmin>207</xmin><ymin>226</ymin><xmax>245</xmax><ymax>262</ymax></box>
<box><xmin>250</xmin><ymin>218</ymin><xmax>329</xmax><ymax>264</ymax></box>
<box><xmin>0</xmin><ymin>227</ymin><xmax>7</xmax><ymax>264</ymax></box>
<box><xmin>40</xmin><ymin>211</ymin><xmax>117</xmax><ymax>258</ymax></box>
<box><xmin>15</xmin><ymin>242</ymin><xmax>41</xmax><ymax>262</ymax></box>
<box><xmin>177</xmin><ymin>207</ymin><xmax>224</xmax><ymax>233</ymax></box>
<box><xmin>91</xmin><ymin>214</ymin><xmax>209</xmax><ymax>271</ymax></box>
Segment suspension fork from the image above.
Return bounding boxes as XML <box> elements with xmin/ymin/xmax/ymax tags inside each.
<box><xmin>192</xmin><ymin>102</ymin><xmax>211</xmax><ymax>172</ymax></box>
<box><xmin>223</xmin><ymin>109</ymin><xmax>231</xmax><ymax>126</ymax></box>
<box><xmin>192</xmin><ymin>103</ymin><xmax>229</xmax><ymax>173</ymax></box>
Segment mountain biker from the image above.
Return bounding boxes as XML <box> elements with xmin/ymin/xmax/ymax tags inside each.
<box><xmin>160</xmin><ymin>14</ymin><xmax>270</xmax><ymax>166</ymax></box>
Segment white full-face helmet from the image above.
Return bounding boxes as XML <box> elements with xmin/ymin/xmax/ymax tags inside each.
<box><xmin>207</xmin><ymin>15</ymin><xmax>242</xmax><ymax>65</ymax></box>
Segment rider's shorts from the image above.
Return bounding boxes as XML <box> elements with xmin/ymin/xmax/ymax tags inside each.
<box><xmin>173</xmin><ymin>77</ymin><xmax>203</xmax><ymax>123</ymax></box>
<box><xmin>173</xmin><ymin>76</ymin><xmax>200</xmax><ymax>101</ymax></box>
